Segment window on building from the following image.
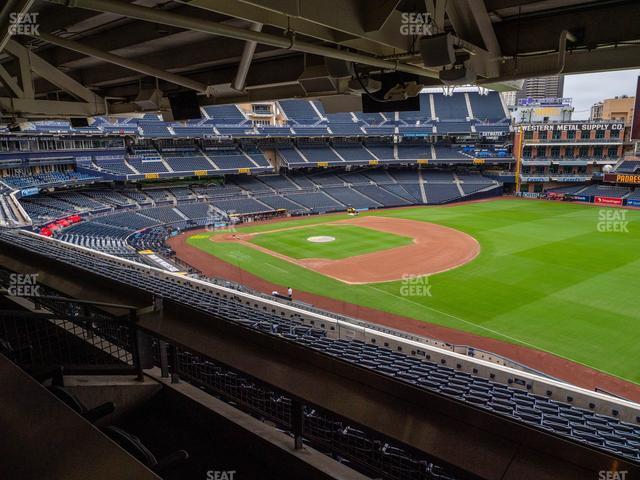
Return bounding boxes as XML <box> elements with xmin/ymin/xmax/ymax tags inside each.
<box><xmin>610</xmin><ymin>130</ymin><xmax>619</xmax><ymax>138</ymax></box>
<box><xmin>607</xmin><ymin>147</ymin><xmax>618</xmax><ymax>158</ymax></box>
<box><xmin>595</xmin><ymin>130</ymin><xmax>605</xmax><ymax>139</ymax></box>
<box><xmin>252</xmin><ymin>104</ymin><xmax>272</xmax><ymax>115</ymax></box>
<box><xmin>564</xmin><ymin>148</ymin><xmax>574</xmax><ymax>158</ymax></box>
<box><xmin>552</xmin><ymin>130</ymin><xmax>562</xmax><ymax>139</ymax></box>
<box><xmin>524</xmin><ymin>130</ymin><xmax>533</xmax><ymax>140</ymax></box>
<box><xmin>522</xmin><ymin>146</ymin><xmax>531</xmax><ymax>158</ymax></box>
<box><xmin>579</xmin><ymin>146</ymin><xmax>589</xmax><ymax>158</ymax></box>
<box><xmin>550</xmin><ymin>146</ymin><xmax>560</xmax><ymax>158</ymax></box>
<box><xmin>593</xmin><ymin>146</ymin><xmax>603</xmax><ymax>157</ymax></box>
<box><xmin>567</xmin><ymin>130</ymin><xmax>576</xmax><ymax>139</ymax></box>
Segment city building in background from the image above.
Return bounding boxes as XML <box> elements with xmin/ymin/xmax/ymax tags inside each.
<box><xmin>510</xmin><ymin>97</ymin><xmax>574</xmax><ymax>123</ymax></box>
<box><xmin>590</xmin><ymin>95</ymin><xmax>636</xmax><ymax>123</ymax></box>
<box><xmin>501</xmin><ymin>90</ymin><xmax>517</xmax><ymax>107</ymax></box>
<box><xmin>515</xmin><ymin>75</ymin><xmax>565</xmax><ymax>103</ymax></box>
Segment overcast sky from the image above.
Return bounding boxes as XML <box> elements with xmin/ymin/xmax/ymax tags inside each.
<box><xmin>563</xmin><ymin>69</ymin><xmax>639</xmax><ymax>119</ymax></box>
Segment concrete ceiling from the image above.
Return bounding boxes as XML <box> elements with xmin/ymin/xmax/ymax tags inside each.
<box><xmin>0</xmin><ymin>0</ymin><xmax>638</xmax><ymax>119</ymax></box>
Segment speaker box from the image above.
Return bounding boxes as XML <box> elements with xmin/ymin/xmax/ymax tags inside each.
<box><xmin>325</xmin><ymin>58</ymin><xmax>354</xmax><ymax>79</ymax></box>
<box><xmin>420</xmin><ymin>33</ymin><xmax>456</xmax><ymax>67</ymax></box>
<box><xmin>168</xmin><ymin>91</ymin><xmax>202</xmax><ymax>121</ymax></box>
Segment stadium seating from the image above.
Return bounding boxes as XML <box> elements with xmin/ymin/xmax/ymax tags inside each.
<box><xmin>436</xmin><ymin>122</ymin><xmax>472</xmax><ymax>134</ymax></box>
<box><xmin>298</xmin><ymin>146</ymin><xmax>343</xmax><ymax>164</ymax></box>
<box><xmin>333</xmin><ymin>145</ymin><xmax>375</xmax><ymax>163</ymax></box>
<box><xmin>203</xmin><ymin>105</ymin><xmax>246</xmax><ymax>124</ymax></box>
<box><xmin>2</xmin><ymin>171</ymin><xmax>100</xmax><ymax>189</ymax></box>
<box><xmin>323</xmin><ymin>187</ymin><xmax>380</xmax><ymax>209</ymax></box>
<box><xmin>162</xmin><ymin>150</ymin><xmax>214</xmax><ymax>172</ymax></box>
<box><xmin>176</xmin><ymin>202</ymin><xmax>215</xmax><ymax>220</ymax></box>
<box><xmin>469</xmin><ymin>91</ymin><xmax>507</xmax><ymax>122</ymax></box>
<box><xmin>276</xmin><ymin>147</ymin><xmax>309</xmax><ymax>166</ymax></box>
<box><xmin>616</xmin><ymin>160</ymin><xmax>640</xmax><ymax>173</ymax></box>
<box><xmin>434</xmin><ymin>146</ymin><xmax>469</xmax><ymax>160</ymax></box>
<box><xmin>93</xmin><ymin>154</ymin><xmax>135</xmax><ymax>175</ymax></box>
<box><xmin>366</xmin><ymin>145</ymin><xmax>395</xmax><ymax>161</ymax></box>
<box><xmin>353</xmin><ymin>185</ymin><xmax>412</xmax><ymax>207</ymax></box>
<box><xmin>397</xmin><ymin>144</ymin><xmax>431</xmax><ymax>160</ymax></box>
<box><xmin>579</xmin><ymin>185</ymin><xmax>630</xmax><ymax>198</ymax></box>
<box><xmin>256</xmin><ymin>195</ymin><xmax>307</xmax><ymax>212</ymax></box>
<box><xmin>212</xmin><ymin>198</ymin><xmax>273</xmax><ymax>215</ymax></box>
<box><xmin>426</xmin><ymin>183</ymin><xmax>463</xmax><ymax>204</ymax></box>
<box><xmin>433</xmin><ymin>93</ymin><xmax>469</xmax><ymax>120</ymax></box>
<box><xmin>307</xmin><ymin>172</ymin><xmax>344</xmax><ymax>186</ymax></box>
<box><xmin>284</xmin><ymin>192</ymin><xmax>344</xmax><ymax>212</ymax></box>
<box><xmin>206</xmin><ymin>149</ymin><xmax>257</xmax><ymax>170</ymax></box>
<box><xmin>279</xmin><ymin>99</ymin><xmax>321</xmax><ymax>125</ymax></box>
<box><xmin>3</xmin><ymin>229</ymin><xmax>638</xmax><ymax>465</ymax></box>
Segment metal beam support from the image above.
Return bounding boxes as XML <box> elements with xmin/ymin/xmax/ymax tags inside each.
<box><xmin>34</xmin><ymin>32</ymin><xmax>212</xmax><ymax>94</ymax></box>
<box><xmin>0</xmin><ymin>0</ymin><xmax>35</xmax><ymax>53</ymax></box>
<box><xmin>0</xmin><ymin>97</ymin><xmax>106</xmax><ymax>117</ymax></box>
<box><xmin>467</xmin><ymin>0</ymin><xmax>501</xmax><ymax>58</ymax></box>
<box><xmin>43</xmin><ymin>0</ymin><xmax>438</xmax><ymax>79</ymax></box>
<box><xmin>5</xmin><ymin>39</ymin><xmax>102</xmax><ymax>105</ymax></box>
<box><xmin>231</xmin><ymin>21</ymin><xmax>262</xmax><ymax>93</ymax></box>
<box><xmin>188</xmin><ymin>0</ymin><xmax>408</xmax><ymax>55</ymax></box>
<box><xmin>0</xmin><ymin>64</ymin><xmax>23</xmax><ymax>97</ymax></box>
<box><xmin>5</xmin><ymin>38</ymin><xmax>34</xmax><ymax>98</ymax></box>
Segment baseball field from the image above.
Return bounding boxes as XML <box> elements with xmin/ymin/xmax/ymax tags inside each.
<box><xmin>179</xmin><ymin>199</ymin><xmax>640</xmax><ymax>385</ymax></box>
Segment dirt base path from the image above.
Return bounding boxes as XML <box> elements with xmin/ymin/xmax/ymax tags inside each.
<box><xmin>168</xmin><ymin>221</ymin><xmax>640</xmax><ymax>403</ymax></box>
<box><xmin>212</xmin><ymin>216</ymin><xmax>480</xmax><ymax>284</ymax></box>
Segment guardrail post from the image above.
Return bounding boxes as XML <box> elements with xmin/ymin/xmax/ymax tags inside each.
<box><xmin>129</xmin><ymin>308</ymin><xmax>144</xmax><ymax>381</ymax></box>
<box><xmin>170</xmin><ymin>345</ymin><xmax>180</xmax><ymax>384</ymax></box>
<box><xmin>159</xmin><ymin>340</ymin><xmax>169</xmax><ymax>378</ymax></box>
<box><xmin>292</xmin><ymin>399</ymin><xmax>304</xmax><ymax>450</ymax></box>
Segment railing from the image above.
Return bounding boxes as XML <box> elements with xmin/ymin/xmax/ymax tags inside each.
<box><xmin>0</xmin><ymin>295</ymin><xmax>142</xmax><ymax>377</ymax></box>
<box><xmin>0</xmin><ymin>287</ymin><xmax>460</xmax><ymax>480</ymax></box>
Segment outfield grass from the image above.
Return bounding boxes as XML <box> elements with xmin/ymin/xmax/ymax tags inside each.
<box><xmin>249</xmin><ymin>224</ymin><xmax>412</xmax><ymax>259</ymax></box>
<box><xmin>186</xmin><ymin>199</ymin><xmax>640</xmax><ymax>384</ymax></box>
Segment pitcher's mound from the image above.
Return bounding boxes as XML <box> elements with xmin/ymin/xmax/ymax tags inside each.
<box><xmin>307</xmin><ymin>236</ymin><xmax>336</xmax><ymax>243</ymax></box>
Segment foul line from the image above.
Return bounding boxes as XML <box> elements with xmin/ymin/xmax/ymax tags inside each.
<box><xmin>369</xmin><ymin>285</ymin><xmax>544</xmax><ymax>351</ymax></box>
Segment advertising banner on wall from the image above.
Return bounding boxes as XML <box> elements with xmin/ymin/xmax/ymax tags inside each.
<box><xmin>604</xmin><ymin>173</ymin><xmax>640</xmax><ymax>184</ymax></box>
<box><xmin>520</xmin><ymin>122</ymin><xmax>624</xmax><ymax>132</ymax></box>
<box><xmin>594</xmin><ymin>196</ymin><xmax>623</xmax><ymax>206</ymax></box>
<box><xmin>626</xmin><ymin>199</ymin><xmax>640</xmax><ymax>207</ymax></box>
<box><xmin>566</xmin><ymin>194</ymin><xmax>590</xmax><ymax>202</ymax></box>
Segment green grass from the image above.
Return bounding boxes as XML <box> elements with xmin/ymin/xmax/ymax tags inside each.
<box><xmin>186</xmin><ymin>199</ymin><xmax>640</xmax><ymax>384</ymax></box>
<box><xmin>249</xmin><ymin>224</ymin><xmax>412</xmax><ymax>259</ymax></box>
